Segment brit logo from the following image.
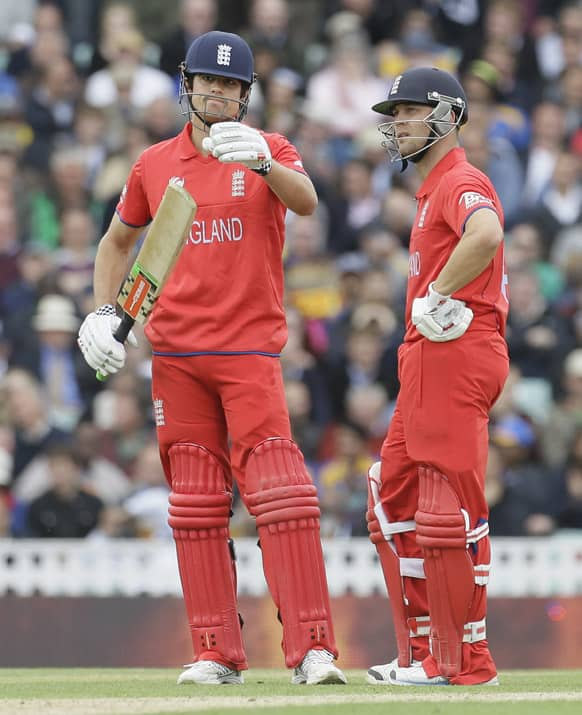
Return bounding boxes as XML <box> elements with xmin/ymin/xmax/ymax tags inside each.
<box><xmin>153</xmin><ymin>398</ymin><xmax>165</xmax><ymax>427</ymax></box>
<box><xmin>231</xmin><ymin>169</ymin><xmax>245</xmax><ymax>197</ymax></box>
<box><xmin>390</xmin><ymin>74</ymin><xmax>402</xmax><ymax>95</ymax></box>
<box><xmin>459</xmin><ymin>191</ymin><xmax>494</xmax><ymax>209</ymax></box>
<box><xmin>169</xmin><ymin>176</ymin><xmax>185</xmax><ymax>187</ymax></box>
<box><xmin>217</xmin><ymin>44</ymin><xmax>232</xmax><ymax>66</ymax></box>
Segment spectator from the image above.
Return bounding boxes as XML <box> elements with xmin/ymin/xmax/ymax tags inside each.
<box><xmin>26</xmin><ymin>442</ymin><xmax>103</xmax><ymax>538</ymax></box>
<box><xmin>505</xmin><ymin>222</ymin><xmax>565</xmax><ymax>299</ymax></box>
<box><xmin>556</xmin><ymin>428</ymin><xmax>582</xmax><ymax>529</ymax></box>
<box><xmin>285</xmin><ymin>378</ymin><xmax>324</xmax><ymax>466</ymax></box>
<box><xmin>84</xmin><ymin>28</ymin><xmax>174</xmax><ymax>114</ymax></box>
<box><xmin>159</xmin><ymin>0</ymin><xmax>218</xmax><ymax>80</ymax></box>
<box><xmin>9</xmin><ymin>293</ymin><xmax>97</xmax><ymax>430</ymax></box>
<box><xmin>318</xmin><ymin>420</ymin><xmax>375</xmax><ymax>537</ymax></box>
<box><xmin>327</xmin><ymin>157</ymin><xmax>383</xmax><ymax>254</ymax></box>
<box><xmin>1</xmin><ymin>368</ymin><xmax>70</xmax><ymax>489</ymax></box>
<box><xmin>541</xmin><ymin>349</ymin><xmax>582</xmax><ymax>469</ymax></box>
<box><xmin>460</xmin><ymin>114</ymin><xmax>525</xmax><ymax>227</ymax></box>
<box><xmin>521</xmin><ymin>100</ymin><xmax>567</xmax><ymax>210</ymax></box>
<box><xmin>304</xmin><ymin>30</ymin><xmax>385</xmax><ymax>165</ymax></box>
<box><xmin>22</xmin><ymin>56</ymin><xmax>81</xmax><ymax>171</ymax></box>
<box><xmin>532</xmin><ymin>150</ymin><xmax>582</xmax><ymax>244</ymax></box>
<box><xmin>506</xmin><ymin>269</ymin><xmax>573</xmax><ymax>391</ymax></box>
<box><xmin>489</xmin><ymin>414</ymin><xmax>558</xmax><ymax>536</ymax></box>
<box><xmin>123</xmin><ymin>442</ymin><xmax>171</xmax><ymax>539</ymax></box>
<box><xmin>53</xmin><ymin>207</ymin><xmax>97</xmax><ymax>301</ymax></box>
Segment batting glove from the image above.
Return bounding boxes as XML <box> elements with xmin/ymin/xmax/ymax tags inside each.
<box><xmin>202</xmin><ymin>121</ymin><xmax>272</xmax><ymax>175</ymax></box>
<box><xmin>77</xmin><ymin>304</ymin><xmax>138</xmax><ymax>376</ymax></box>
<box><xmin>411</xmin><ymin>282</ymin><xmax>473</xmax><ymax>342</ymax></box>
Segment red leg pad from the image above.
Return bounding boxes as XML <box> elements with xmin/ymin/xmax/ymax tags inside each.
<box><xmin>245</xmin><ymin>438</ymin><xmax>337</xmax><ymax>668</ymax></box>
<box><xmin>169</xmin><ymin>443</ymin><xmax>247</xmax><ymax>670</ymax></box>
<box><xmin>367</xmin><ymin>463</ymin><xmax>412</xmax><ymax>667</ymax></box>
<box><xmin>415</xmin><ymin>465</ymin><xmax>474</xmax><ymax>678</ymax></box>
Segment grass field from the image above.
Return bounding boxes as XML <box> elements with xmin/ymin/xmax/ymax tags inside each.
<box><xmin>0</xmin><ymin>669</ymin><xmax>581</xmax><ymax>715</ymax></box>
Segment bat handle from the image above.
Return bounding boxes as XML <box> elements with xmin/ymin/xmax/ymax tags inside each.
<box><xmin>95</xmin><ymin>313</ymin><xmax>136</xmax><ymax>382</ymax></box>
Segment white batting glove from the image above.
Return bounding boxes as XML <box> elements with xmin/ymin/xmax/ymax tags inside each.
<box><xmin>77</xmin><ymin>305</ymin><xmax>138</xmax><ymax>376</ymax></box>
<box><xmin>411</xmin><ymin>282</ymin><xmax>473</xmax><ymax>342</ymax></box>
<box><xmin>202</xmin><ymin>121</ymin><xmax>272</xmax><ymax>175</ymax></box>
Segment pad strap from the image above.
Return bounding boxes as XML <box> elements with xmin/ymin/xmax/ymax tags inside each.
<box><xmin>408</xmin><ymin>616</ymin><xmax>487</xmax><ymax>643</ymax></box>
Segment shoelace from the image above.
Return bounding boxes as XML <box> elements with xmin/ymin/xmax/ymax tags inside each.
<box><xmin>301</xmin><ymin>649</ymin><xmax>334</xmax><ymax>667</ymax></box>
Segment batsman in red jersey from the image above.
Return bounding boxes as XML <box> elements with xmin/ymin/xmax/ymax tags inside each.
<box><xmin>77</xmin><ymin>31</ymin><xmax>345</xmax><ymax>687</ymax></box>
<box><xmin>365</xmin><ymin>67</ymin><xmax>509</xmax><ymax>686</ymax></box>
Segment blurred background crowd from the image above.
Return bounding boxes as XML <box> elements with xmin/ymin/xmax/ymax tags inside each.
<box><xmin>0</xmin><ymin>0</ymin><xmax>581</xmax><ymax>543</ymax></box>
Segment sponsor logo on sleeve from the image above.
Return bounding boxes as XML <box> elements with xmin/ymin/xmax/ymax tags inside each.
<box><xmin>459</xmin><ymin>191</ymin><xmax>494</xmax><ymax>210</ymax></box>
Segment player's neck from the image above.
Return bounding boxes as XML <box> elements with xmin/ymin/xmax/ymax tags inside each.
<box><xmin>189</xmin><ymin>119</ymin><xmax>210</xmax><ymax>153</ymax></box>
<box><xmin>416</xmin><ymin>136</ymin><xmax>459</xmax><ymax>179</ymax></box>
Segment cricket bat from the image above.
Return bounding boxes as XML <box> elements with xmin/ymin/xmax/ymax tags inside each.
<box><xmin>96</xmin><ymin>180</ymin><xmax>197</xmax><ymax>381</ymax></box>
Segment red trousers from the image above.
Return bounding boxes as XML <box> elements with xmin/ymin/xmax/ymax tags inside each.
<box><xmin>378</xmin><ymin>331</ymin><xmax>509</xmax><ymax>683</ymax></box>
<box><xmin>151</xmin><ymin>353</ymin><xmax>292</xmax><ymax>489</ymax></box>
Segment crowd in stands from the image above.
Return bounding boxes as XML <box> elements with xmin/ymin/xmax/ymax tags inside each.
<box><xmin>0</xmin><ymin>0</ymin><xmax>582</xmax><ymax>541</ymax></box>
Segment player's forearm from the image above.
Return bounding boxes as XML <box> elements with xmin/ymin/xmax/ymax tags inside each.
<box><xmin>263</xmin><ymin>161</ymin><xmax>318</xmax><ymax>215</ymax></box>
<box><xmin>433</xmin><ymin>234</ymin><xmax>501</xmax><ymax>295</ymax></box>
<box><xmin>433</xmin><ymin>214</ymin><xmax>503</xmax><ymax>295</ymax></box>
<box><xmin>93</xmin><ymin>231</ymin><xmax>133</xmax><ymax>308</ymax></box>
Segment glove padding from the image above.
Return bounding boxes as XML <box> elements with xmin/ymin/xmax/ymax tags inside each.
<box><xmin>77</xmin><ymin>305</ymin><xmax>138</xmax><ymax>376</ymax></box>
<box><xmin>202</xmin><ymin>121</ymin><xmax>272</xmax><ymax>174</ymax></box>
<box><xmin>412</xmin><ymin>282</ymin><xmax>473</xmax><ymax>342</ymax></box>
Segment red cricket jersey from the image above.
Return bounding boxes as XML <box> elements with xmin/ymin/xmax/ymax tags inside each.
<box><xmin>404</xmin><ymin>147</ymin><xmax>508</xmax><ymax>343</ymax></box>
<box><xmin>116</xmin><ymin>122</ymin><xmax>308</xmax><ymax>354</ymax></box>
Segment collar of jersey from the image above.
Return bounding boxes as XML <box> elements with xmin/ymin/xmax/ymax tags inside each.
<box><xmin>415</xmin><ymin>147</ymin><xmax>466</xmax><ymax>199</ymax></box>
<box><xmin>179</xmin><ymin>122</ymin><xmax>214</xmax><ymax>162</ymax></box>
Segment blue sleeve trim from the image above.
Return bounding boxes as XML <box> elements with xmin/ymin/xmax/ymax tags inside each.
<box><xmin>152</xmin><ymin>350</ymin><xmax>281</xmax><ymax>358</ymax></box>
<box><xmin>115</xmin><ymin>209</ymin><xmax>151</xmax><ymax>229</ymax></box>
<box><xmin>461</xmin><ymin>205</ymin><xmax>498</xmax><ymax>234</ymax></box>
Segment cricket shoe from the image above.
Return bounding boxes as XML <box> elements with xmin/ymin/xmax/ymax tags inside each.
<box><xmin>291</xmin><ymin>649</ymin><xmax>347</xmax><ymax>685</ymax></box>
<box><xmin>177</xmin><ymin>660</ymin><xmax>244</xmax><ymax>685</ymax></box>
<box><xmin>366</xmin><ymin>658</ymin><xmax>499</xmax><ymax>686</ymax></box>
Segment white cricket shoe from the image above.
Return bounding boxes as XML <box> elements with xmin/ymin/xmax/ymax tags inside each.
<box><xmin>177</xmin><ymin>660</ymin><xmax>244</xmax><ymax>685</ymax></box>
<box><xmin>292</xmin><ymin>649</ymin><xmax>347</xmax><ymax>685</ymax></box>
<box><xmin>366</xmin><ymin>658</ymin><xmax>499</xmax><ymax>686</ymax></box>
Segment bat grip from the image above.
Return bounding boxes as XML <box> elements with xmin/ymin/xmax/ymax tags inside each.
<box><xmin>95</xmin><ymin>313</ymin><xmax>136</xmax><ymax>382</ymax></box>
<box><xmin>113</xmin><ymin>312</ymin><xmax>136</xmax><ymax>343</ymax></box>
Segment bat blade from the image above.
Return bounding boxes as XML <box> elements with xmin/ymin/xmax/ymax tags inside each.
<box><xmin>95</xmin><ymin>181</ymin><xmax>196</xmax><ymax>381</ymax></box>
<box><xmin>117</xmin><ymin>181</ymin><xmax>197</xmax><ymax>324</ymax></box>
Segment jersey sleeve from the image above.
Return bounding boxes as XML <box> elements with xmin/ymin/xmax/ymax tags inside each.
<box><xmin>441</xmin><ymin>172</ymin><xmax>502</xmax><ymax>237</ymax></box>
<box><xmin>266</xmin><ymin>132</ymin><xmax>309</xmax><ymax>175</ymax></box>
<box><xmin>115</xmin><ymin>155</ymin><xmax>152</xmax><ymax>228</ymax></box>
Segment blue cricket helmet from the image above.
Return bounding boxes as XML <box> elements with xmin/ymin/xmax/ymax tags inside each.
<box><xmin>372</xmin><ymin>66</ymin><xmax>468</xmax><ymax>124</ymax></box>
<box><xmin>183</xmin><ymin>31</ymin><xmax>254</xmax><ymax>85</ymax></box>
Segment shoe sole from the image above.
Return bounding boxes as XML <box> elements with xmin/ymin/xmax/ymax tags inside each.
<box><xmin>292</xmin><ymin>669</ymin><xmax>347</xmax><ymax>685</ymax></box>
<box><xmin>177</xmin><ymin>674</ymin><xmax>244</xmax><ymax>685</ymax></box>
<box><xmin>366</xmin><ymin>672</ymin><xmax>499</xmax><ymax>687</ymax></box>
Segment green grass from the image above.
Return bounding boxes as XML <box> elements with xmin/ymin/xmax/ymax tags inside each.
<box><xmin>0</xmin><ymin>669</ymin><xmax>580</xmax><ymax>715</ymax></box>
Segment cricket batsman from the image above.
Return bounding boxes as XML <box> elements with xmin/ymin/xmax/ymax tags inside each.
<box><xmin>77</xmin><ymin>30</ymin><xmax>346</xmax><ymax>686</ymax></box>
<box><xmin>365</xmin><ymin>67</ymin><xmax>509</xmax><ymax>686</ymax></box>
